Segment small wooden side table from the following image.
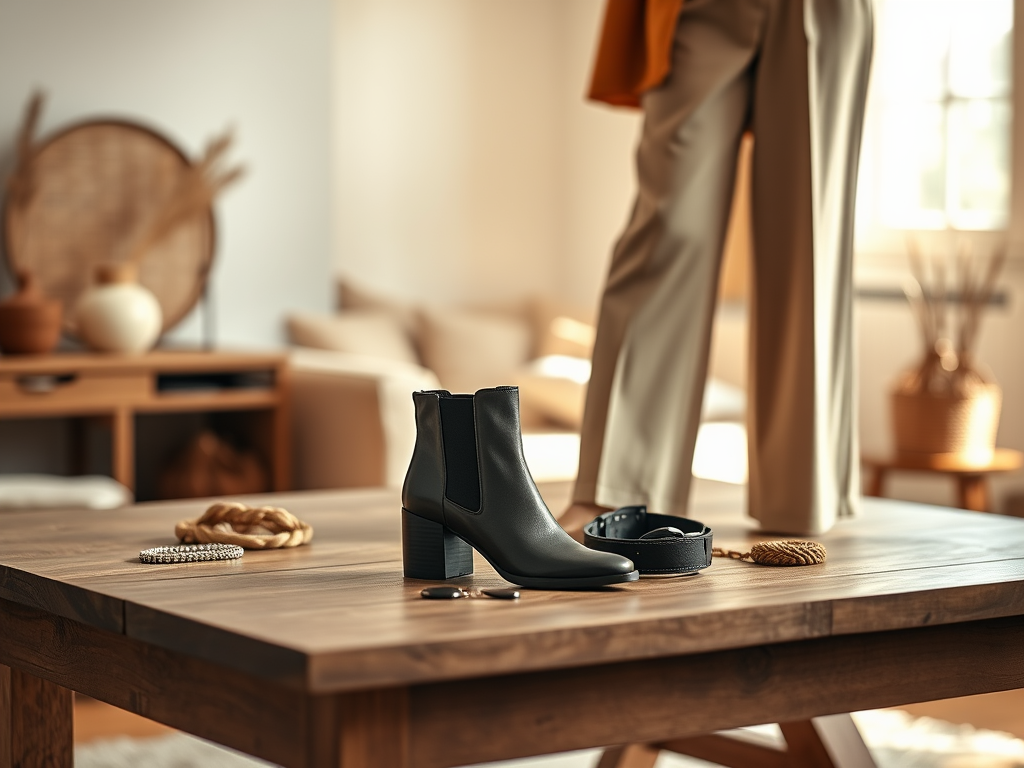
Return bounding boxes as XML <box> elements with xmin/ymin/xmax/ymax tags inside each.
<box><xmin>863</xmin><ymin>449</ymin><xmax>1024</xmax><ymax>512</ymax></box>
<box><xmin>0</xmin><ymin>349</ymin><xmax>290</xmax><ymax>494</ymax></box>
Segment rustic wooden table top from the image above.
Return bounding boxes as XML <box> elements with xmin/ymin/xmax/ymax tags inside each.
<box><xmin>4</xmin><ymin>480</ymin><xmax>1024</xmax><ymax>767</ymax></box>
<box><xmin>2</xmin><ymin>480</ymin><xmax>1024</xmax><ymax>696</ymax></box>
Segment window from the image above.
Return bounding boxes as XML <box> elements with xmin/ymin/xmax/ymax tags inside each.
<box><xmin>855</xmin><ymin>0</ymin><xmax>1015</xmax><ymax>257</ymax></box>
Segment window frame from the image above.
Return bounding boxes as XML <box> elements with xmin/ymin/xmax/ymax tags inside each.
<box><xmin>853</xmin><ymin>0</ymin><xmax>1024</xmax><ymax>274</ymax></box>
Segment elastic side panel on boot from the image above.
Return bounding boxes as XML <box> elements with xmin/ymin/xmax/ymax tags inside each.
<box><xmin>438</xmin><ymin>395</ymin><xmax>481</xmax><ymax>512</ymax></box>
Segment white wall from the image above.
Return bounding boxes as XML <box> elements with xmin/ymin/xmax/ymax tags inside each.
<box><xmin>334</xmin><ymin>0</ymin><xmax>557</xmax><ymax>304</ymax></box>
<box><xmin>0</xmin><ymin>0</ymin><xmax>333</xmax><ymax>348</ymax></box>
<box><xmin>333</xmin><ymin>0</ymin><xmax>640</xmax><ymax>310</ymax></box>
<box><xmin>555</xmin><ymin>0</ymin><xmax>643</xmax><ymax>308</ymax></box>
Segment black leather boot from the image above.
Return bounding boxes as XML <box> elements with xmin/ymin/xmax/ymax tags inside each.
<box><xmin>401</xmin><ymin>386</ymin><xmax>638</xmax><ymax>589</ymax></box>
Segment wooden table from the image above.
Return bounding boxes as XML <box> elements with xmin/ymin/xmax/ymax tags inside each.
<box><xmin>2</xmin><ymin>481</ymin><xmax>1024</xmax><ymax>768</ymax></box>
<box><xmin>863</xmin><ymin>449</ymin><xmax>1024</xmax><ymax>512</ymax></box>
<box><xmin>0</xmin><ymin>349</ymin><xmax>290</xmax><ymax>493</ymax></box>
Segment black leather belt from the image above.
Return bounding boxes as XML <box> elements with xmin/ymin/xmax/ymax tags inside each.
<box><xmin>583</xmin><ymin>506</ymin><xmax>713</xmax><ymax>575</ymax></box>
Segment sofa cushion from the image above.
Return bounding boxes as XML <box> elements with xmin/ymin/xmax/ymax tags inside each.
<box><xmin>286</xmin><ymin>311</ymin><xmax>419</xmax><ymax>366</ymax></box>
<box><xmin>530</xmin><ymin>297</ymin><xmax>597</xmax><ymax>359</ymax></box>
<box><xmin>516</xmin><ymin>355</ymin><xmax>591</xmax><ymax>429</ymax></box>
<box><xmin>337</xmin><ymin>280</ymin><xmax>420</xmax><ymax>336</ymax></box>
<box><xmin>418</xmin><ymin>306</ymin><xmax>532</xmax><ymax>394</ymax></box>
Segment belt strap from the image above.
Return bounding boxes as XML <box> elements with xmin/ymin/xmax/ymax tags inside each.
<box><xmin>583</xmin><ymin>506</ymin><xmax>713</xmax><ymax>575</ymax></box>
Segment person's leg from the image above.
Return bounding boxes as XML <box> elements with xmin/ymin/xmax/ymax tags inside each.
<box><xmin>570</xmin><ymin>0</ymin><xmax>765</xmax><ymax>521</ymax></box>
<box><xmin>747</xmin><ymin>0</ymin><xmax>872</xmax><ymax>534</ymax></box>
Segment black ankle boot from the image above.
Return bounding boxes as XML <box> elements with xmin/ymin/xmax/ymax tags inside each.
<box><xmin>401</xmin><ymin>386</ymin><xmax>638</xmax><ymax>589</ymax></box>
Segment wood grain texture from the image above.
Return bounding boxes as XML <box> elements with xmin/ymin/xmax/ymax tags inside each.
<box><xmin>0</xmin><ymin>665</ymin><xmax>10</xmax><ymax>768</ymax></box>
<box><xmin>405</xmin><ymin>616</ymin><xmax>1024</xmax><ymax>768</ymax></box>
<box><xmin>0</xmin><ymin>599</ymin><xmax>308</xmax><ymax>767</ymax></box>
<box><xmin>1</xmin><ymin>481</ymin><xmax>1024</xmax><ymax>768</ymax></box>
<box><xmin>1</xmin><ymin>482</ymin><xmax>1024</xmax><ymax>693</ymax></box>
<box><xmin>0</xmin><ymin>664</ymin><xmax>73</xmax><ymax>768</ymax></box>
<box><xmin>338</xmin><ymin>689</ymin><xmax>409</xmax><ymax>768</ymax></box>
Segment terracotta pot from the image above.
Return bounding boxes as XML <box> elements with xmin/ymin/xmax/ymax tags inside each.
<box><xmin>891</xmin><ymin>384</ymin><xmax>1002</xmax><ymax>462</ymax></box>
<box><xmin>74</xmin><ymin>263</ymin><xmax>162</xmax><ymax>354</ymax></box>
<box><xmin>0</xmin><ymin>271</ymin><xmax>62</xmax><ymax>355</ymax></box>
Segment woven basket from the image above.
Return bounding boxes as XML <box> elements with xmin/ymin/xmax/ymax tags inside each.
<box><xmin>891</xmin><ymin>384</ymin><xmax>1002</xmax><ymax>460</ymax></box>
<box><xmin>3</xmin><ymin>119</ymin><xmax>215</xmax><ymax>336</ymax></box>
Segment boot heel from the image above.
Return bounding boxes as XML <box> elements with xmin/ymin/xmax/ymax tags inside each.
<box><xmin>402</xmin><ymin>508</ymin><xmax>474</xmax><ymax>580</ymax></box>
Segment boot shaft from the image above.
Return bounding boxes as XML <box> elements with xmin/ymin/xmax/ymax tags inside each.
<box><xmin>402</xmin><ymin>387</ymin><xmax>524</xmax><ymax>524</ymax></box>
<box><xmin>400</xmin><ymin>386</ymin><xmax>639</xmax><ymax>587</ymax></box>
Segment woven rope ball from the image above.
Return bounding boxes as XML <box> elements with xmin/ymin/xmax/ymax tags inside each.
<box><xmin>713</xmin><ymin>540</ymin><xmax>826</xmax><ymax>566</ymax></box>
<box><xmin>176</xmin><ymin>501</ymin><xmax>313</xmax><ymax>550</ymax></box>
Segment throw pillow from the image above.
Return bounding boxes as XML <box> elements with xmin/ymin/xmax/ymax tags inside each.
<box><xmin>337</xmin><ymin>280</ymin><xmax>420</xmax><ymax>336</ymax></box>
<box><xmin>286</xmin><ymin>310</ymin><xmax>419</xmax><ymax>366</ymax></box>
<box><xmin>530</xmin><ymin>297</ymin><xmax>597</xmax><ymax>359</ymax></box>
<box><xmin>418</xmin><ymin>306</ymin><xmax>533</xmax><ymax>394</ymax></box>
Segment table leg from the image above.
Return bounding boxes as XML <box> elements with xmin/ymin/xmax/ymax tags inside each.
<box><xmin>0</xmin><ymin>663</ymin><xmax>73</xmax><ymax>768</ymax></box>
<box><xmin>273</xmin><ymin>362</ymin><xmax>292</xmax><ymax>491</ymax></box>
<box><xmin>596</xmin><ymin>743</ymin><xmax>659</xmax><ymax>768</ymax></box>
<box><xmin>780</xmin><ymin>715</ymin><xmax>876</xmax><ymax>768</ymax></box>
<box><xmin>651</xmin><ymin>714</ymin><xmax>876</xmax><ymax>768</ymax></box>
<box><xmin>316</xmin><ymin>689</ymin><xmax>408</xmax><ymax>768</ymax></box>
<box><xmin>958</xmin><ymin>475</ymin><xmax>989</xmax><ymax>512</ymax></box>
<box><xmin>111</xmin><ymin>408</ymin><xmax>135</xmax><ymax>492</ymax></box>
<box><xmin>866</xmin><ymin>467</ymin><xmax>885</xmax><ymax>498</ymax></box>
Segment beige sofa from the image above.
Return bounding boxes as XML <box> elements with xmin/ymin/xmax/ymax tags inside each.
<box><xmin>288</xmin><ymin>283</ymin><xmax>747</xmax><ymax>491</ymax></box>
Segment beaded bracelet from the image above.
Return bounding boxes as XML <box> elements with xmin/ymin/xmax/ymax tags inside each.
<box><xmin>139</xmin><ymin>543</ymin><xmax>244</xmax><ymax>564</ymax></box>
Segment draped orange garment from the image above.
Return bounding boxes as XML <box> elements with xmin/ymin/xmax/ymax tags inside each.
<box><xmin>588</xmin><ymin>0</ymin><xmax>685</xmax><ymax>108</ymax></box>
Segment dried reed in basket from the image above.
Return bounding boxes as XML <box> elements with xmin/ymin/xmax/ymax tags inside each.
<box><xmin>123</xmin><ymin>128</ymin><xmax>245</xmax><ymax>265</ymax></box>
<box><xmin>898</xmin><ymin>238</ymin><xmax>1005</xmax><ymax>398</ymax></box>
<box><xmin>6</xmin><ymin>91</ymin><xmax>46</xmax><ymax>257</ymax></box>
<box><xmin>6</xmin><ymin>91</ymin><xmax>244</xmax><ymax>272</ymax></box>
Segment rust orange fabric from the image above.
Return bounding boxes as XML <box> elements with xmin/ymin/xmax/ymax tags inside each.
<box><xmin>588</xmin><ymin>0</ymin><xmax>685</xmax><ymax>108</ymax></box>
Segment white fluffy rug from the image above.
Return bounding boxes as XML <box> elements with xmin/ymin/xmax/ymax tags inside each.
<box><xmin>75</xmin><ymin>709</ymin><xmax>1024</xmax><ymax>768</ymax></box>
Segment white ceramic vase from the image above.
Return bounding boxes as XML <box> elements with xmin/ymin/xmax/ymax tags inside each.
<box><xmin>75</xmin><ymin>263</ymin><xmax>162</xmax><ymax>354</ymax></box>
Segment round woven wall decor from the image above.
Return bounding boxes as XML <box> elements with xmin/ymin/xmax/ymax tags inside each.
<box><xmin>3</xmin><ymin>119</ymin><xmax>216</xmax><ymax>335</ymax></box>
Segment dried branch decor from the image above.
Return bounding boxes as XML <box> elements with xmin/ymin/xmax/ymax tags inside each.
<box><xmin>892</xmin><ymin>238</ymin><xmax>1005</xmax><ymax>458</ymax></box>
<box><xmin>124</xmin><ymin>129</ymin><xmax>244</xmax><ymax>265</ymax></box>
<box><xmin>6</xmin><ymin>91</ymin><xmax>45</xmax><ymax>256</ymax></box>
<box><xmin>7</xmin><ymin>91</ymin><xmax>244</xmax><ymax>270</ymax></box>
<box><xmin>898</xmin><ymin>239</ymin><xmax>1005</xmax><ymax>397</ymax></box>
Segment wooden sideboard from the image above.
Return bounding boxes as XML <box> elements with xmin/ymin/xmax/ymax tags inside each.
<box><xmin>0</xmin><ymin>350</ymin><xmax>290</xmax><ymax>494</ymax></box>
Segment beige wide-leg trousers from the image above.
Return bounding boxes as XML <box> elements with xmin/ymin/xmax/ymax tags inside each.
<box><xmin>574</xmin><ymin>0</ymin><xmax>873</xmax><ymax>535</ymax></box>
